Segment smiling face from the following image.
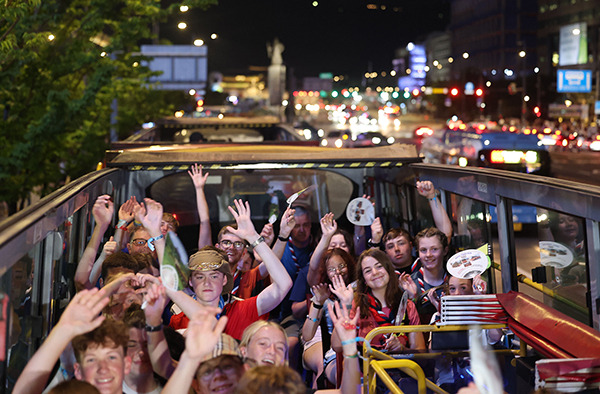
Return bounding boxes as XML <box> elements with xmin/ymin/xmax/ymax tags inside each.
<box><xmin>325</xmin><ymin>254</ymin><xmax>350</xmax><ymax>283</ymax></box>
<box><xmin>196</xmin><ymin>355</ymin><xmax>245</xmax><ymax>394</ymax></box>
<box><xmin>417</xmin><ymin>236</ymin><xmax>446</xmax><ymax>272</ymax></box>
<box><xmin>240</xmin><ymin>325</ymin><xmax>287</xmax><ymax>366</ymax></box>
<box><xmin>384</xmin><ymin>235</ymin><xmax>412</xmax><ymax>268</ymax></box>
<box><xmin>189</xmin><ymin>270</ymin><xmax>227</xmax><ymax>304</ymax></box>
<box><xmin>217</xmin><ymin>233</ymin><xmax>246</xmax><ymax>266</ymax></box>
<box><xmin>329</xmin><ymin>234</ymin><xmax>350</xmax><ymax>254</ymax></box>
<box><xmin>361</xmin><ymin>256</ymin><xmax>389</xmax><ymax>291</ymax></box>
<box><xmin>74</xmin><ymin>341</ymin><xmax>131</xmax><ymax>394</ymax></box>
<box><xmin>557</xmin><ymin>214</ymin><xmax>579</xmax><ymax>241</ymax></box>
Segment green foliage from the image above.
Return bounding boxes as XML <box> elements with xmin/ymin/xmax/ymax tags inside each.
<box><xmin>0</xmin><ymin>0</ymin><xmax>216</xmax><ymax>211</ymax></box>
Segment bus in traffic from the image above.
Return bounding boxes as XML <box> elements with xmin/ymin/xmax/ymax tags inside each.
<box><xmin>0</xmin><ymin>142</ymin><xmax>598</xmax><ymax>392</ymax></box>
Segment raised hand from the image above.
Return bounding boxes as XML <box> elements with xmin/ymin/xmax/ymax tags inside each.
<box><xmin>102</xmin><ymin>236</ymin><xmax>116</xmax><ymax>256</ymax></box>
<box><xmin>472</xmin><ymin>274</ymin><xmax>488</xmax><ymax>295</ymax></box>
<box><xmin>135</xmin><ymin>198</ymin><xmax>163</xmax><ymax>236</ymax></box>
<box><xmin>185</xmin><ymin>308</ymin><xmax>229</xmax><ymax>360</ymax></box>
<box><xmin>427</xmin><ymin>287</ymin><xmax>441</xmax><ymax>312</ymax></box>
<box><xmin>57</xmin><ymin>288</ymin><xmax>109</xmax><ymax>337</ymax></box>
<box><xmin>142</xmin><ymin>281</ymin><xmax>168</xmax><ymax>326</ymax></box>
<box><xmin>227</xmin><ymin>199</ymin><xmax>259</xmax><ymax>242</ymax></box>
<box><xmin>260</xmin><ymin>223</ymin><xmax>275</xmax><ymax>246</ymax></box>
<box><xmin>118</xmin><ymin>196</ymin><xmax>138</xmax><ymax>223</ymax></box>
<box><xmin>328</xmin><ymin>301</ymin><xmax>359</xmax><ymax>345</ymax></box>
<box><xmin>370</xmin><ymin>217</ymin><xmax>384</xmax><ymax>244</ymax></box>
<box><xmin>319</xmin><ymin>212</ymin><xmax>338</xmax><ymax>238</ymax></box>
<box><xmin>311</xmin><ymin>283</ymin><xmax>331</xmax><ymax>306</ymax></box>
<box><xmin>416</xmin><ymin>180</ymin><xmax>436</xmax><ymax>200</ymax></box>
<box><xmin>278</xmin><ymin>206</ymin><xmax>296</xmax><ymax>239</ymax></box>
<box><xmin>92</xmin><ymin>195</ymin><xmax>114</xmax><ymax>227</ymax></box>
<box><xmin>399</xmin><ymin>273</ymin><xmax>418</xmax><ymax>298</ymax></box>
<box><xmin>329</xmin><ymin>274</ymin><xmax>354</xmax><ymax>306</ymax></box>
<box><xmin>188</xmin><ymin>163</ymin><xmax>209</xmax><ymax>189</ymax></box>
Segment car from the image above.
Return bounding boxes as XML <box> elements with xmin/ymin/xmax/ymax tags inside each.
<box><xmin>320</xmin><ymin>129</ymin><xmax>351</xmax><ymax>148</ymax></box>
<box><xmin>420</xmin><ymin>125</ymin><xmax>551</xmax><ymax>175</ymax></box>
<box><xmin>293</xmin><ymin>120</ymin><xmax>323</xmax><ymax>141</ymax></box>
<box><xmin>350</xmin><ymin>131</ymin><xmax>395</xmax><ymax>148</ymax></box>
<box><xmin>414</xmin><ymin>126</ymin><xmax>434</xmax><ymax>139</ymax></box>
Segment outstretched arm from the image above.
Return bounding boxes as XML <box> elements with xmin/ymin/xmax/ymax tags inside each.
<box><xmin>135</xmin><ymin>198</ymin><xmax>165</xmax><ymax>262</ymax></box>
<box><xmin>318</xmin><ymin>302</ymin><xmax>361</xmax><ymax>394</ymax></box>
<box><xmin>13</xmin><ymin>289</ymin><xmax>109</xmax><ymax>394</ymax></box>
<box><xmin>162</xmin><ymin>308</ymin><xmax>228</xmax><ymax>394</ymax></box>
<box><xmin>188</xmin><ymin>164</ymin><xmax>212</xmax><ymax>249</ymax></box>
<box><xmin>271</xmin><ymin>206</ymin><xmax>295</xmax><ymax>260</ymax></box>
<box><xmin>307</xmin><ymin>212</ymin><xmax>337</xmax><ymax>287</ymax></box>
<box><xmin>227</xmin><ymin>199</ymin><xmax>293</xmax><ymax>316</ymax></box>
<box><xmin>74</xmin><ymin>195</ymin><xmax>113</xmax><ymax>291</ymax></box>
<box><xmin>417</xmin><ymin>181</ymin><xmax>452</xmax><ymax>241</ymax></box>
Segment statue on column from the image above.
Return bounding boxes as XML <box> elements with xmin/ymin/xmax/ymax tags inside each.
<box><xmin>267</xmin><ymin>38</ymin><xmax>284</xmax><ymax>66</ymax></box>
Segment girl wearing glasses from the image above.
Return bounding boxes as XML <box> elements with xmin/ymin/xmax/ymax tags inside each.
<box><xmin>302</xmin><ymin>248</ymin><xmax>356</xmax><ymax>388</ymax></box>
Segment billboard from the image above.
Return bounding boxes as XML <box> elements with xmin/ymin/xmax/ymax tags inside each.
<box><xmin>557</xmin><ymin>69</ymin><xmax>592</xmax><ymax>93</ymax></box>
<box><xmin>559</xmin><ymin>23</ymin><xmax>588</xmax><ymax>66</ymax></box>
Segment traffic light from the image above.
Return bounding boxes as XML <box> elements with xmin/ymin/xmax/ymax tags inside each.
<box><xmin>475</xmin><ymin>88</ymin><xmax>483</xmax><ymax>97</ymax></box>
<box><xmin>450</xmin><ymin>87</ymin><xmax>459</xmax><ymax>97</ymax></box>
<box><xmin>533</xmin><ymin>106</ymin><xmax>541</xmax><ymax>117</ymax></box>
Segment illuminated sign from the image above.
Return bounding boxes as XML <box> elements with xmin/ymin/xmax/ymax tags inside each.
<box><xmin>559</xmin><ymin>23</ymin><xmax>588</xmax><ymax>66</ymax></box>
<box><xmin>557</xmin><ymin>69</ymin><xmax>592</xmax><ymax>93</ymax></box>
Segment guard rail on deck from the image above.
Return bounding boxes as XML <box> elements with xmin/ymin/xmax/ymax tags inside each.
<box><xmin>361</xmin><ymin>324</ymin><xmax>515</xmax><ymax>394</ymax></box>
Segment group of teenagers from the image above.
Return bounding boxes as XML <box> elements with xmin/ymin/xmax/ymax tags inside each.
<box><xmin>13</xmin><ymin>164</ymin><xmax>497</xmax><ymax>394</ymax></box>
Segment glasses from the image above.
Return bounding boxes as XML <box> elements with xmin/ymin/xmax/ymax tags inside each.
<box><xmin>327</xmin><ymin>263</ymin><xmax>347</xmax><ymax>274</ymax></box>
<box><xmin>198</xmin><ymin>360</ymin><xmax>241</xmax><ymax>381</ymax></box>
<box><xmin>220</xmin><ymin>239</ymin><xmax>245</xmax><ymax>249</ymax></box>
<box><xmin>131</xmin><ymin>238</ymin><xmax>149</xmax><ymax>247</ymax></box>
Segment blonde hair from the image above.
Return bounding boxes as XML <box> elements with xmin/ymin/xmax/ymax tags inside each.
<box><xmin>239</xmin><ymin>321</ymin><xmax>288</xmax><ymax>363</ymax></box>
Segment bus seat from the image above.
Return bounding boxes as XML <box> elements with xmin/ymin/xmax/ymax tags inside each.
<box><xmin>497</xmin><ymin>291</ymin><xmax>600</xmax><ymax>358</ymax></box>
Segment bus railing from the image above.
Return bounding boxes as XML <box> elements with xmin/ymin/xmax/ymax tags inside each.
<box><xmin>361</xmin><ymin>324</ymin><xmax>515</xmax><ymax>394</ymax></box>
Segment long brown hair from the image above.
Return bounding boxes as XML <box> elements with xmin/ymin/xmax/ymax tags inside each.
<box><xmin>354</xmin><ymin>249</ymin><xmax>402</xmax><ymax>319</ymax></box>
<box><xmin>318</xmin><ymin>248</ymin><xmax>356</xmax><ymax>286</ymax></box>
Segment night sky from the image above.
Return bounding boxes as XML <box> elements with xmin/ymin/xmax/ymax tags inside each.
<box><xmin>163</xmin><ymin>0</ymin><xmax>450</xmax><ymax>81</ymax></box>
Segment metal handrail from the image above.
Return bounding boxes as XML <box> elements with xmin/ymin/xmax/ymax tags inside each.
<box><xmin>362</xmin><ymin>324</ymin><xmax>510</xmax><ymax>394</ymax></box>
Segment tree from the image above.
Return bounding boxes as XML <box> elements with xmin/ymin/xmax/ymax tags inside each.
<box><xmin>0</xmin><ymin>0</ymin><xmax>215</xmax><ymax>213</ymax></box>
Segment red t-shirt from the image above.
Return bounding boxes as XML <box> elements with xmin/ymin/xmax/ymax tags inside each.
<box><xmin>169</xmin><ymin>296</ymin><xmax>267</xmax><ymax>341</ymax></box>
<box><xmin>236</xmin><ymin>266</ymin><xmax>263</xmax><ymax>300</ymax></box>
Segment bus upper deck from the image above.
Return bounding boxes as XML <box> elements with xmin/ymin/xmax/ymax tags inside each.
<box><xmin>0</xmin><ymin>143</ymin><xmax>599</xmax><ymax>392</ymax></box>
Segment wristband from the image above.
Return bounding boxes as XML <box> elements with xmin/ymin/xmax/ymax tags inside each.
<box><xmin>341</xmin><ymin>337</ymin><xmax>361</xmax><ymax>346</ymax></box>
<box><xmin>343</xmin><ymin>353</ymin><xmax>358</xmax><ymax>359</ymax></box>
<box><xmin>147</xmin><ymin>234</ymin><xmax>164</xmax><ymax>251</ymax></box>
<box><xmin>145</xmin><ymin>323</ymin><xmax>162</xmax><ymax>332</ymax></box>
<box><xmin>307</xmin><ymin>315</ymin><xmax>319</xmax><ymax>323</ymax></box>
<box><xmin>133</xmin><ymin>220</ymin><xmax>142</xmax><ymax>227</ymax></box>
<box><xmin>367</xmin><ymin>238</ymin><xmax>381</xmax><ymax>248</ymax></box>
<box><xmin>251</xmin><ymin>235</ymin><xmax>265</xmax><ymax>248</ymax></box>
<box><xmin>277</xmin><ymin>235</ymin><xmax>288</xmax><ymax>242</ymax></box>
<box><xmin>312</xmin><ymin>302</ymin><xmax>323</xmax><ymax>309</ymax></box>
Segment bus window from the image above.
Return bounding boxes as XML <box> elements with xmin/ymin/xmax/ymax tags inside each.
<box><xmin>147</xmin><ymin>168</ymin><xmax>355</xmax><ymax>250</ymax></box>
<box><xmin>533</xmin><ymin>208</ymin><xmax>588</xmax><ymax>324</ymax></box>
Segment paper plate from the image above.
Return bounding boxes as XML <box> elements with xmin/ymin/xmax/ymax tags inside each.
<box><xmin>446</xmin><ymin>249</ymin><xmax>488</xmax><ymax>279</ymax></box>
<box><xmin>346</xmin><ymin>197</ymin><xmax>375</xmax><ymax>226</ymax></box>
<box><xmin>539</xmin><ymin>241</ymin><xmax>573</xmax><ymax>268</ymax></box>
